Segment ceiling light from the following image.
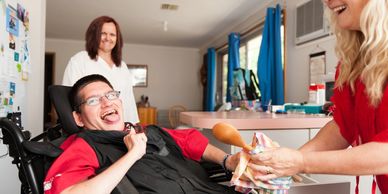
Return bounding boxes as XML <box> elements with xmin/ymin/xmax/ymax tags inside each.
<box><xmin>161</xmin><ymin>4</ymin><xmax>179</xmax><ymax>10</ymax></box>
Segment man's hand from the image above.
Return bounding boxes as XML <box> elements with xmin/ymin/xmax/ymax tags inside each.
<box><xmin>226</xmin><ymin>152</ymin><xmax>241</xmax><ymax>171</ymax></box>
<box><xmin>123</xmin><ymin>130</ymin><xmax>147</xmax><ymax>161</ymax></box>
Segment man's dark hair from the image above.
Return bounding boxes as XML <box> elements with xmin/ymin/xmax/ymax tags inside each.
<box><xmin>85</xmin><ymin>16</ymin><xmax>123</xmax><ymax>67</ymax></box>
<box><xmin>70</xmin><ymin>74</ymin><xmax>114</xmax><ymax>112</ymax></box>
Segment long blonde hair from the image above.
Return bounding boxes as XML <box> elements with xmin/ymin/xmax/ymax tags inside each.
<box><xmin>328</xmin><ymin>0</ymin><xmax>388</xmax><ymax>106</ymax></box>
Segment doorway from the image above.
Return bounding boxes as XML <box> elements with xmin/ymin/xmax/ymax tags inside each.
<box><xmin>44</xmin><ymin>52</ymin><xmax>56</xmax><ymax>130</ymax></box>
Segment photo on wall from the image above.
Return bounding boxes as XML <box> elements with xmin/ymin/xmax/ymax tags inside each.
<box><xmin>6</xmin><ymin>6</ymin><xmax>19</xmax><ymax>37</ymax></box>
<box><xmin>127</xmin><ymin>64</ymin><xmax>148</xmax><ymax>87</ymax></box>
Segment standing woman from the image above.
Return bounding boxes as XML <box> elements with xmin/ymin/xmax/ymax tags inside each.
<box><xmin>249</xmin><ymin>0</ymin><xmax>388</xmax><ymax>193</ymax></box>
<box><xmin>63</xmin><ymin>16</ymin><xmax>139</xmax><ymax>123</ymax></box>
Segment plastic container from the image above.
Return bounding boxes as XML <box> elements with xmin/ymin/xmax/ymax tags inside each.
<box><xmin>316</xmin><ymin>84</ymin><xmax>325</xmax><ymax>105</ymax></box>
<box><xmin>308</xmin><ymin>84</ymin><xmax>318</xmax><ymax>104</ymax></box>
<box><xmin>309</xmin><ymin>84</ymin><xmax>325</xmax><ymax>105</ymax></box>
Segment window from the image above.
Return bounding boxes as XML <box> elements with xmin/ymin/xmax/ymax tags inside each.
<box><xmin>217</xmin><ymin>24</ymin><xmax>285</xmax><ymax>104</ymax></box>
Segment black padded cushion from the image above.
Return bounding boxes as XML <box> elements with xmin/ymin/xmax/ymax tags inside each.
<box><xmin>48</xmin><ymin>85</ymin><xmax>81</xmax><ymax>135</ymax></box>
<box><xmin>22</xmin><ymin>141</ymin><xmax>63</xmax><ymax>158</ymax></box>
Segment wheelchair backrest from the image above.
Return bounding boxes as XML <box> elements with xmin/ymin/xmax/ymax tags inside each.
<box><xmin>48</xmin><ymin>85</ymin><xmax>81</xmax><ymax>135</ymax></box>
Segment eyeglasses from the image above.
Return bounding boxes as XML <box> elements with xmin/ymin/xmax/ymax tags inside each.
<box><xmin>78</xmin><ymin>91</ymin><xmax>121</xmax><ymax>107</ymax></box>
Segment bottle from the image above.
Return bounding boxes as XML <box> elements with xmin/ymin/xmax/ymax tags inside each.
<box><xmin>308</xmin><ymin>84</ymin><xmax>318</xmax><ymax>104</ymax></box>
<box><xmin>316</xmin><ymin>84</ymin><xmax>326</xmax><ymax>105</ymax></box>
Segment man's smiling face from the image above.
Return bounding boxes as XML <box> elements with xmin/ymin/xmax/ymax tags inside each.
<box><xmin>73</xmin><ymin>81</ymin><xmax>124</xmax><ymax>131</ymax></box>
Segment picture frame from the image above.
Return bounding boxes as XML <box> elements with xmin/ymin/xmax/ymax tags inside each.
<box><xmin>127</xmin><ymin>64</ymin><xmax>148</xmax><ymax>87</ymax></box>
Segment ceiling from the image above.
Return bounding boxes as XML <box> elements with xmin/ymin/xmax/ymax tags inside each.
<box><xmin>46</xmin><ymin>0</ymin><xmax>268</xmax><ymax>48</ymax></box>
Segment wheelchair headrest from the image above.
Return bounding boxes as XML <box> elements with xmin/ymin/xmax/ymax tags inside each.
<box><xmin>48</xmin><ymin>85</ymin><xmax>81</xmax><ymax>135</ymax></box>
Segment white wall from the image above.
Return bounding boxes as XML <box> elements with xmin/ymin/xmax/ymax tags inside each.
<box><xmin>0</xmin><ymin>0</ymin><xmax>46</xmax><ymax>193</ymax></box>
<box><xmin>46</xmin><ymin>39</ymin><xmax>84</xmax><ymax>85</ymax></box>
<box><xmin>124</xmin><ymin>44</ymin><xmax>202</xmax><ymax>110</ymax></box>
<box><xmin>26</xmin><ymin>0</ymin><xmax>46</xmax><ymax>136</ymax></box>
<box><xmin>285</xmin><ymin>0</ymin><xmax>338</xmax><ymax>102</ymax></box>
<box><xmin>45</xmin><ymin>39</ymin><xmax>202</xmax><ymax>110</ymax></box>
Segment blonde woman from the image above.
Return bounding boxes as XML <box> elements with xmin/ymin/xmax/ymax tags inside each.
<box><xmin>248</xmin><ymin>0</ymin><xmax>388</xmax><ymax>193</ymax></box>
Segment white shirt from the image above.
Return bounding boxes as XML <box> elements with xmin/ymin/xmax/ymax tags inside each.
<box><xmin>62</xmin><ymin>51</ymin><xmax>139</xmax><ymax>123</ymax></box>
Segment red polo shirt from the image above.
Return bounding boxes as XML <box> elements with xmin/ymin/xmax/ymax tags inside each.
<box><xmin>332</xmin><ymin>72</ymin><xmax>388</xmax><ymax>193</ymax></box>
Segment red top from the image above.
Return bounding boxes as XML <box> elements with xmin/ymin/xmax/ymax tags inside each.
<box><xmin>43</xmin><ymin>128</ymin><xmax>209</xmax><ymax>194</ymax></box>
<box><xmin>332</xmin><ymin>70</ymin><xmax>388</xmax><ymax>193</ymax></box>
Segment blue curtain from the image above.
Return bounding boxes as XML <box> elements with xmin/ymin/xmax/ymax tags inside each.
<box><xmin>205</xmin><ymin>48</ymin><xmax>216</xmax><ymax>111</ymax></box>
<box><xmin>226</xmin><ymin>33</ymin><xmax>241</xmax><ymax>102</ymax></box>
<box><xmin>257</xmin><ymin>4</ymin><xmax>284</xmax><ymax>111</ymax></box>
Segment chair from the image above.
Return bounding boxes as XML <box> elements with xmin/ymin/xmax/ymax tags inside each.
<box><xmin>0</xmin><ymin>85</ymin><xmax>230</xmax><ymax>194</ymax></box>
<box><xmin>168</xmin><ymin>105</ymin><xmax>187</xmax><ymax>128</ymax></box>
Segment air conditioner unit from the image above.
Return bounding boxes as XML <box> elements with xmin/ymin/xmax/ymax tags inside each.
<box><xmin>295</xmin><ymin>0</ymin><xmax>330</xmax><ymax>45</ymax></box>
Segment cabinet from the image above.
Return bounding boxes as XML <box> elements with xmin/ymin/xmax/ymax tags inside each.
<box><xmin>137</xmin><ymin>107</ymin><xmax>157</xmax><ymax>125</ymax></box>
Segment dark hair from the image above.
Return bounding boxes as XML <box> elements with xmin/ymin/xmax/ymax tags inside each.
<box><xmin>70</xmin><ymin>74</ymin><xmax>114</xmax><ymax>112</ymax></box>
<box><xmin>85</xmin><ymin>16</ymin><xmax>123</xmax><ymax>67</ymax></box>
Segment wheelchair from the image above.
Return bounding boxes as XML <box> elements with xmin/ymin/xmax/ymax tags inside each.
<box><xmin>0</xmin><ymin>85</ymin><xmax>230</xmax><ymax>194</ymax></box>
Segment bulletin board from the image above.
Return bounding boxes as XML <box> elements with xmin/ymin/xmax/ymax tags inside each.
<box><xmin>0</xmin><ymin>0</ymin><xmax>30</xmax><ymax>118</ymax></box>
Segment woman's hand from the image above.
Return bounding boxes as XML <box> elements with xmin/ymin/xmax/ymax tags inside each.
<box><xmin>123</xmin><ymin>130</ymin><xmax>147</xmax><ymax>161</ymax></box>
<box><xmin>248</xmin><ymin>147</ymin><xmax>304</xmax><ymax>181</ymax></box>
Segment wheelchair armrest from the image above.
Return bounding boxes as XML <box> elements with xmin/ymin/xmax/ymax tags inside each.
<box><xmin>200</xmin><ymin>161</ymin><xmax>232</xmax><ymax>182</ymax></box>
<box><xmin>30</xmin><ymin>123</ymin><xmax>63</xmax><ymax>142</ymax></box>
<box><xmin>22</xmin><ymin>141</ymin><xmax>63</xmax><ymax>158</ymax></box>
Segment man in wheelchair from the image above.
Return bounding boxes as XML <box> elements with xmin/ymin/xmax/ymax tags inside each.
<box><xmin>43</xmin><ymin>74</ymin><xmax>241</xmax><ymax>194</ymax></box>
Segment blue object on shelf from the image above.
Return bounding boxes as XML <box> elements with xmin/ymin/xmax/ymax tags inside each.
<box><xmin>284</xmin><ymin>104</ymin><xmax>323</xmax><ymax>114</ymax></box>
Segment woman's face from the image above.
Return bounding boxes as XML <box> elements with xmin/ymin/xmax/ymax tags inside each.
<box><xmin>98</xmin><ymin>22</ymin><xmax>117</xmax><ymax>54</ymax></box>
<box><xmin>324</xmin><ymin>0</ymin><xmax>369</xmax><ymax>30</ymax></box>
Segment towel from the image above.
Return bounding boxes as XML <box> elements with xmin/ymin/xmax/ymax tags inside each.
<box><xmin>230</xmin><ymin>132</ymin><xmax>292</xmax><ymax>194</ymax></box>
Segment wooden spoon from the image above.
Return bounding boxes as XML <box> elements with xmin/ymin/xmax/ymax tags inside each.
<box><xmin>212</xmin><ymin>122</ymin><xmax>253</xmax><ymax>151</ymax></box>
<box><xmin>212</xmin><ymin>122</ymin><xmax>303</xmax><ymax>182</ymax></box>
